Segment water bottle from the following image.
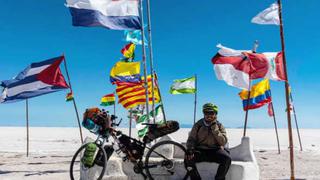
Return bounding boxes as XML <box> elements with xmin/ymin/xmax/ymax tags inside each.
<box><xmin>82</xmin><ymin>119</ymin><xmax>100</xmax><ymax>134</ymax></box>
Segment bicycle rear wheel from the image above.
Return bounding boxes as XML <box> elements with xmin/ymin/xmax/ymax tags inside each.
<box><xmin>145</xmin><ymin>140</ymin><xmax>188</xmax><ymax>180</ymax></box>
<box><xmin>70</xmin><ymin>142</ymin><xmax>107</xmax><ymax>180</ymax></box>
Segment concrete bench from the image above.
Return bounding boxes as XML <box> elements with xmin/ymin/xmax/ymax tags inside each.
<box><xmin>81</xmin><ymin>135</ymin><xmax>259</xmax><ymax>180</ymax></box>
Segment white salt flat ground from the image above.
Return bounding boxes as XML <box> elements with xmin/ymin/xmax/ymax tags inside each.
<box><xmin>0</xmin><ymin>127</ymin><xmax>319</xmax><ymax>179</ymax></box>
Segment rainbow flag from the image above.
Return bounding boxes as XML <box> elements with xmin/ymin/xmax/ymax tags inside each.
<box><xmin>100</xmin><ymin>94</ymin><xmax>116</xmax><ymax>106</ymax></box>
<box><xmin>239</xmin><ymin>79</ymin><xmax>271</xmax><ymax>110</ymax></box>
<box><xmin>66</xmin><ymin>92</ymin><xmax>74</xmax><ymax>102</ymax></box>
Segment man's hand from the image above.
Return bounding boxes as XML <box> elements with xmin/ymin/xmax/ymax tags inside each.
<box><xmin>211</xmin><ymin>122</ymin><xmax>220</xmax><ymax>134</ymax></box>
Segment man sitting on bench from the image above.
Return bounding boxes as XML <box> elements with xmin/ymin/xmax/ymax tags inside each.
<box><xmin>185</xmin><ymin>103</ymin><xmax>231</xmax><ymax>180</ymax></box>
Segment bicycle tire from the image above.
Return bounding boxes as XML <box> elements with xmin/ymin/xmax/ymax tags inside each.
<box><xmin>145</xmin><ymin>140</ymin><xmax>188</xmax><ymax>180</ymax></box>
<box><xmin>70</xmin><ymin>142</ymin><xmax>107</xmax><ymax>180</ymax></box>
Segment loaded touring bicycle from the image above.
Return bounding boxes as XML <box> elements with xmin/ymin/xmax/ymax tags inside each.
<box><xmin>69</xmin><ymin>108</ymin><xmax>190</xmax><ymax>180</ymax></box>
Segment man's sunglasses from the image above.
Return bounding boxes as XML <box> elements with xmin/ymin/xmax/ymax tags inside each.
<box><xmin>204</xmin><ymin>111</ymin><xmax>217</xmax><ymax>115</ymax></box>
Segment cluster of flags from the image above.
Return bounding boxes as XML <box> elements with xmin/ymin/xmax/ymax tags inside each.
<box><xmin>210</xmin><ymin>1</ymin><xmax>287</xmax><ymax>117</ymax></box>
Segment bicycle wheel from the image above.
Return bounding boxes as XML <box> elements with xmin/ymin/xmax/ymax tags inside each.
<box><xmin>70</xmin><ymin>142</ymin><xmax>107</xmax><ymax>180</ymax></box>
<box><xmin>145</xmin><ymin>140</ymin><xmax>188</xmax><ymax>180</ymax></box>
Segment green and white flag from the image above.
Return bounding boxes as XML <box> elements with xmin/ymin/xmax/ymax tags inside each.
<box><xmin>136</xmin><ymin>105</ymin><xmax>164</xmax><ymax>138</ymax></box>
<box><xmin>170</xmin><ymin>76</ymin><xmax>196</xmax><ymax>94</ymax></box>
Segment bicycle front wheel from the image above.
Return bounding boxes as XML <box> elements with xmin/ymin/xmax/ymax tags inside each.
<box><xmin>145</xmin><ymin>140</ymin><xmax>188</xmax><ymax>180</ymax></box>
<box><xmin>70</xmin><ymin>142</ymin><xmax>107</xmax><ymax>180</ymax></box>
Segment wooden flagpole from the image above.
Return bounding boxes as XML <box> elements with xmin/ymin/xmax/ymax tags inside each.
<box><xmin>62</xmin><ymin>55</ymin><xmax>83</xmax><ymax>144</ymax></box>
<box><xmin>193</xmin><ymin>74</ymin><xmax>197</xmax><ymax>124</ymax></box>
<box><xmin>277</xmin><ymin>0</ymin><xmax>295</xmax><ymax>179</ymax></box>
<box><xmin>138</xmin><ymin>0</ymin><xmax>150</xmax><ymax>123</ymax></box>
<box><xmin>243</xmin><ymin>41</ymin><xmax>259</xmax><ymax>137</ymax></box>
<box><xmin>145</xmin><ymin>0</ymin><xmax>156</xmax><ymax>124</ymax></box>
<box><xmin>26</xmin><ymin>99</ymin><xmax>29</xmax><ymax>157</ymax></box>
<box><xmin>290</xmin><ymin>90</ymin><xmax>303</xmax><ymax>151</ymax></box>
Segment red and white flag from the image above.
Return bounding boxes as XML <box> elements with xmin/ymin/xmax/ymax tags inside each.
<box><xmin>212</xmin><ymin>44</ymin><xmax>251</xmax><ymax>89</ymax></box>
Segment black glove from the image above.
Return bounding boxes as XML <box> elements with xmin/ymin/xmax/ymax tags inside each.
<box><xmin>187</xmin><ymin>148</ymin><xmax>195</xmax><ymax>155</ymax></box>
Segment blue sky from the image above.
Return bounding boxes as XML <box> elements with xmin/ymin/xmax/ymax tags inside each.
<box><xmin>0</xmin><ymin>0</ymin><xmax>319</xmax><ymax>128</ymax></box>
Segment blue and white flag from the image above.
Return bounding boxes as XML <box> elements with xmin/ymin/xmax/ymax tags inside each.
<box><xmin>251</xmin><ymin>2</ymin><xmax>280</xmax><ymax>25</ymax></box>
<box><xmin>66</xmin><ymin>0</ymin><xmax>141</xmax><ymax>30</ymax></box>
<box><xmin>0</xmin><ymin>56</ymin><xmax>69</xmax><ymax>103</ymax></box>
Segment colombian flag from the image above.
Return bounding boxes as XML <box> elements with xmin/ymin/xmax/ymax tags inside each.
<box><xmin>109</xmin><ymin>61</ymin><xmax>141</xmax><ymax>84</ymax></box>
<box><xmin>100</xmin><ymin>93</ymin><xmax>116</xmax><ymax>106</ymax></box>
<box><xmin>239</xmin><ymin>79</ymin><xmax>271</xmax><ymax>110</ymax></box>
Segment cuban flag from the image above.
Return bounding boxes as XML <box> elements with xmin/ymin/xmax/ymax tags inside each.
<box><xmin>66</xmin><ymin>0</ymin><xmax>141</xmax><ymax>30</ymax></box>
<box><xmin>0</xmin><ymin>56</ymin><xmax>69</xmax><ymax>103</ymax></box>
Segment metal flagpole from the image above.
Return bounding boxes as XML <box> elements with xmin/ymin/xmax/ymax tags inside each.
<box><xmin>138</xmin><ymin>0</ymin><xmax>150</xmax><ymax>123</ymax></box>
<box><xmin>243</xmin><ymin>80</ymin><xmax>251</xmax><ymax>137</ymax></box>
<box><xmin>129</xmin><ymin>108</ymin><xmax>132</xmax><ymax>137</ymax></box>
<box><xmin>290</xmin><ymin>89</ymin><xmax>303</xmax><ymax>151</ymax></box>
<box><xmin>113</xmin><ymin>91</ymin><xmax>116</xmax><ymax>116</ymax></box>
<box><xmin>26</xmin><ymin>99</ymin><xmax>29</xmax><ymax>157</ymax></box>
<box><xmin>193</xmin><ymin>74</ymin><xmax>197</xmax><ymax>124</ymax></box>
<box><xmin>145</xmin><ymin>0</ymin><xmax>156</xmax><ymax>123</ymax></box>
<box><xmin>278</xmin><ymin>0</ymin><xmax>295</xmax><ymax>179</ymax></box>
<box><xmin>62</xmin><ymin>55</ymin><xmax>83</xmax><ymax>144</ymax></box>
<box><xmin>154</xmin><ymin>72</ymin><xmax>167</xmax><ymax>122</ymax></box>
<box><xmin>243</xmin><ymin>41</ymin><xmax>259</xmax><ymax>137</ymax></box>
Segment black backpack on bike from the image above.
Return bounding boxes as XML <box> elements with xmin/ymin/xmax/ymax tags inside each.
<box><xmin>143</xmin><ymin>120</ymin><xmax>180</xmax><ymax>143</ymax></box>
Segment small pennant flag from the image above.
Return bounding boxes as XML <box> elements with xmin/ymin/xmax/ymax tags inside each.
<box><xmin>66</xmin><ymin>92</ymin><xmax>74</xmax><ymax>102</ymax></box>
<box><xmin>100</xmin><ymin>93</ymin><xmax>116</xmax><ymax>106</ymax></box>
<box><xmin>267</xmin><ymin>103</ymin><xmax>274</xmax><ymax>117</ymax></box>
<box><xmin>124</xmin><ymin>29</ymin><xmax>147</xmax><ymax>45</ymax></box>
<box><xmin>121</xmin><ymin>43</ymin><xmax>136</xmax><ymax>61</ymax></box>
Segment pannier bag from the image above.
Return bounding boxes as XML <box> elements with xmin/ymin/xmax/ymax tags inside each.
<box><xmin>143</xmin><ymin>120</ymin><xmax>179</xmax><ymax>143</ymax></box>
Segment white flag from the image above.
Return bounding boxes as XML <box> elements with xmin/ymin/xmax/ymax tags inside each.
<box><xmin>251</xmin><ymin>2</ymin><xmax>280</xmax><ymax>25</ymax></box>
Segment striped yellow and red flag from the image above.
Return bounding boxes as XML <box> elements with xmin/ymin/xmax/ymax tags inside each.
<box><xmin>116</xmin><ymin>75</ymin><xmax>160</xmax><ymax>109</ymax></box>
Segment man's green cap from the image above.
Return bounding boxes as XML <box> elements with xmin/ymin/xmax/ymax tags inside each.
<box><xmin>202</xmin><ymin>103</ymin><xmax>218</xmax><ymax>114</ymax></box>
